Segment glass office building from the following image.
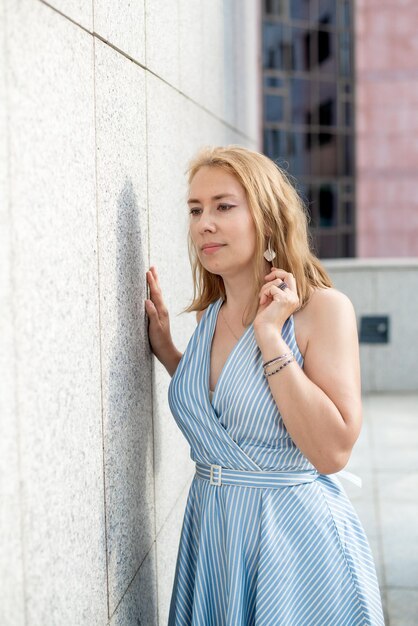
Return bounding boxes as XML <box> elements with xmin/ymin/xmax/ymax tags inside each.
<box><xmin>262</xmin><ymin>0</ymin><xmax>355</xmax><ymax>258</ymax></box>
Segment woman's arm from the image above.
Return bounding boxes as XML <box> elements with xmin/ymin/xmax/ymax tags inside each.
<box><xmin>164</xmin><ymin>310</ymin><xmax>205</xmax><ymax>377</ymax></box>
<box><xmin>164</xmin><ymin>346</ymin><xmax>183</xmax><ymax>377</ymax></box>
<box><xmin>256</xmin><ymin>288</ymin><xmax>362</xmax><ymax>475</ymax></box>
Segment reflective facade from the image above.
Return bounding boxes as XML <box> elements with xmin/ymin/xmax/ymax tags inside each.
<box><xmin>262</xmin><ymin>0</ymin><xmax>355</xmax><ymax>258</ymax></box>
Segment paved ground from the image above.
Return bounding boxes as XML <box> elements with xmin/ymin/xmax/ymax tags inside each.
<box><xmin>342</xmin><ymin>392</ymin><xmax>418</xmax><ymax>626</ymax></box>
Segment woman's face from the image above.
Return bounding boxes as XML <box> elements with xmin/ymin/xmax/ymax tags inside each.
<box><xmin>187</xmin><ymin>166</ymin><xmax>258</xmax><ymax>278</ymax></box>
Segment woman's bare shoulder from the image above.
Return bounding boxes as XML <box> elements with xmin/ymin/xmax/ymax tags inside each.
<box><xmin>306</xmin><ymin>286</ymin><xmax>353</xmax><ymax>310</ymax></box>
<box><xmin>294</xmin><ymin>287</ymin><xmax>355</xmax><ymax>355</ymax></box>
<box><xmin>302</xmin><ymin>287</ymin><xmax>357</xmax><ymax>343</ymax></box>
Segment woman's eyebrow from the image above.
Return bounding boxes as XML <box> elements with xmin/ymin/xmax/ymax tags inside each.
<box><xmin>187</xmin><ymin>193</ymin><xmax>238</xmax><ymax>205</ymax></box>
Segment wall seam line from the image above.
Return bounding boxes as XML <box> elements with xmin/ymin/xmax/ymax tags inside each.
<box><xmin>143</xmin><ymin>1</ymin><xmax>160</xmax><ymax>623</ymax></box>
<box><xmin>3</xmin><ymin>2</ymin><xmax>28</xmax><ymax>624</ymax></box>
<box><xmin>92</xmin><ymin>31</ymin><xmax>111</xmax><ymax>622</ymax></box>
<box><xmin>38</xmin><ymin>0</ymin><xmax>253</xmax><ymax>142</ymax></box>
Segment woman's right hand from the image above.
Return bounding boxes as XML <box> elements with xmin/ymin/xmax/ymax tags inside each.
<box><xmin>145</xmin><ymin>266</ymin><xmax>175</xmax><ymax>363</ymax></box>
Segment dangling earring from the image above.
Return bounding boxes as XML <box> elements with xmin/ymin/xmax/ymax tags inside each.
<box><xmin>263</xmin><ymin>236</ymin><xmax>276</xmax><ymax>262</ymax></box>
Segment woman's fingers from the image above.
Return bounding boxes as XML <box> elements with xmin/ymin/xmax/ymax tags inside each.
<box><xmin>264</xmin><ymin>269</ymin><xmax>298</xmax><ymax>296</ymax></box>
<box><xmin>144</xmin><ymin>267</ymin><xmax>176</xmax><ymax>366</ymax></box>
<box><xmin>259</xmin><ymin>269</ymin><xmax>299</xmax><ymax>307</ymax></box>
<box><xmin>147</xmin><ymin>266</ymin><xmax>160</xmax><ymax>291</ymax></box>
<box><xmin>265</xmin><ymin>268</ymin><xmax>294</xmax><ymax>283</ymax></box>
<box><xmin>150</xmin><ymin>266</ymin><xmax>159</xmax><ymax>285</ymax></box>
<box><xmin>147</xmin><ymin>267</ymin><xmax>162</xmax><ymax>301</ymax></box>
<box><xmin>260</xmin><ymin>278</ymin><xmax>286</xmax><ymax>298</ymax></box>
<box><xmin>146</xmin><ymin>267</ymin><xmax>168</xmax><ymax>320</ymax></box>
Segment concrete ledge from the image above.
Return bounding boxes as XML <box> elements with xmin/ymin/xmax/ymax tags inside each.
<box><xmin>322</xmin><ymin>257</ymin><xmax>418</xmax><ymax>270</ymax></box>
<box><xmin>323</xmin><ymin>259</ymin><xmax>418</xmax><ymax>392</ymax></box>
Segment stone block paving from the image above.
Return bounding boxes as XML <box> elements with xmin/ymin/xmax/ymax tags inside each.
<box><xmin>343</xmin><ymin>392</ymin><xmax>418</xmax><ymax>626</ymax></box>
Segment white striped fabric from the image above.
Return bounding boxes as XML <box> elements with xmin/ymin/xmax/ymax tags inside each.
<box><xmin>167</xmin><ymin>298</ymin><xmax>384</xmax><ymax>625</ymax></box>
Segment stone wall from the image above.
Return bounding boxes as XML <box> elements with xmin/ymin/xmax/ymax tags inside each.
<box><xmin>0</xmin><ymin>1</ymin><xmax>260</xmax><ymax>623</ymax></box>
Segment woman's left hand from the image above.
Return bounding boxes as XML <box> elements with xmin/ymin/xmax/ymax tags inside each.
<box><xmin>253</xmin><ymin>268</ymin><xmax>300</xmax><ymax>336</ymax></box>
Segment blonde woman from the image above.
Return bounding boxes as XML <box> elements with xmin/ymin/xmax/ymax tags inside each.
<box><xmin>145</xmin><ymin>145</ymin><xmax>384</xmax><ymax>625</ymax></box>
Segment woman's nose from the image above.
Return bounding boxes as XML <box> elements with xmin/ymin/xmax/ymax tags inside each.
<box><xmin>198</xmin><ymin>212</ymin><xmax>216</xmax><ymax>232</ymax></box>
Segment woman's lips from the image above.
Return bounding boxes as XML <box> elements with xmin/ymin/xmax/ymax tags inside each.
<box><xmin>202</xmin><ymin>244</ymin><xmax>225</xmax><ymax>254</ymax></box>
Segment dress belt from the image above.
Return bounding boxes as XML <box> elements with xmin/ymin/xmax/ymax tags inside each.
<box><xmin>195</xmin><ymin>462</ymin><xmax>362</xmax><ymax>489</ymax></box>
<box><xmin>195</xmin><ymin>462</ymin><xmax>320</xmax><ymax>488</ymax></box>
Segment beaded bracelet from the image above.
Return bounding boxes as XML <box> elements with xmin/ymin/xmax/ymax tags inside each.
<box><xmin>262</xmin><ymin>351</ymin><xmax>294</xmax><ymax>369</ymax></box>
<box><xmin>264</xmin><ymin>356</ymin><xmax>295</xmax><ymax>378</ymax></box>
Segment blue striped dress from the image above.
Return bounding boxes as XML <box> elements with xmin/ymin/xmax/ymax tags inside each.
<box><xmin>167</xmin><ymin>297</ymin><xmax>385</xmax><ymax>625</ymax></box>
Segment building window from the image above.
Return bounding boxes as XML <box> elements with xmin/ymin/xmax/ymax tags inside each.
<box><xmin>262</xmin><ymin>0</ymin><xmax>356</xmax><ymax>258</ymax></box>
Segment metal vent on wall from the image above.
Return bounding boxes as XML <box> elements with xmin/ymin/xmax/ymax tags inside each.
<box><xmin>359</xmin><ymin>315</ymin><xmax>390</xmax><ymax>344</ymax></box>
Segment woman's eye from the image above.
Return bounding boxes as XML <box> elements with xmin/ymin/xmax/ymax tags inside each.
<box><xmin>189</xmin><ymin>204</ymin><xmax>234</xmax><ymax>216</ymax></box>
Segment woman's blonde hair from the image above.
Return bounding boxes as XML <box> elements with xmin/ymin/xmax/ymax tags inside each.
<box><xmin>183</xmin><ymin>144</ymin><xmax>333</xmax><ymax>326</ymax></box>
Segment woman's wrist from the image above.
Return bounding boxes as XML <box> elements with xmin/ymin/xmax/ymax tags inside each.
<box><xmin>254</xmin><ymin>326</ymin><xmax>290</xmax><ymax>361</ymax></box>
<box><xmin>164</xmin><ymin>344</ymin><xmax>183</xmax><ymax>377</ymax></box>
<box><xmin>254</xmin><ymin>322</ymin><xmax>283</xmax><ymax>345</ymax></box>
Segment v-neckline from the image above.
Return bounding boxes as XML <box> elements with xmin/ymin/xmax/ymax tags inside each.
<box><xmin>207</xmin><ymin>298</ymin><xmax>254</xmax><ymax>404</ymax></box>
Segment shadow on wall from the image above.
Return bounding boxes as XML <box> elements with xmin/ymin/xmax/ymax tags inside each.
<box><xmin>106</xmin><ymin>179</ymin><xmax>157</xmax><ymax>623</ymax></box>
